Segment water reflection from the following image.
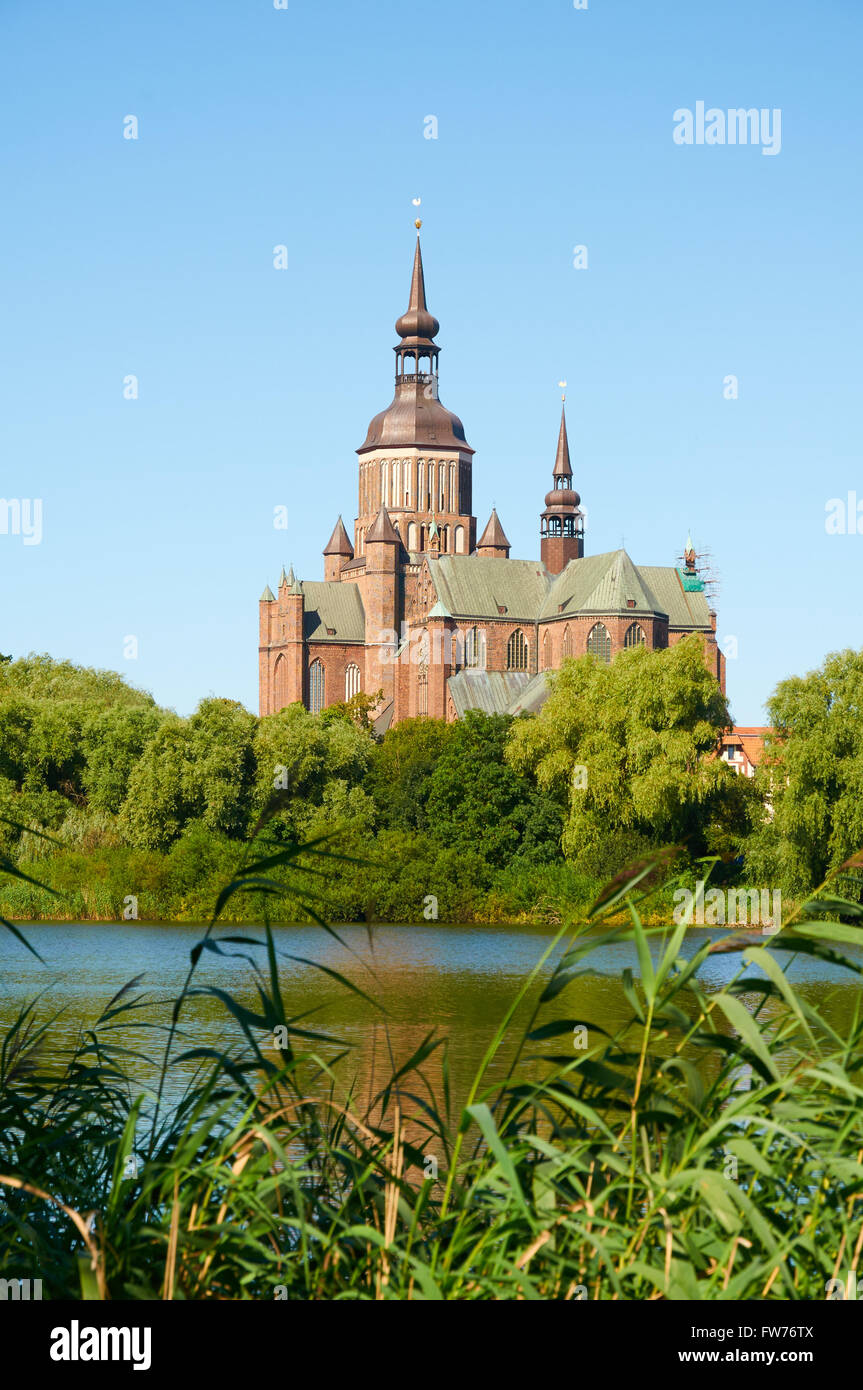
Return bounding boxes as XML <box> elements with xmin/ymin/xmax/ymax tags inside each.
<box><xmin>1</xmin><ymin>922</ymin><xmax>859</xmax><ymax>1119</ymax></box>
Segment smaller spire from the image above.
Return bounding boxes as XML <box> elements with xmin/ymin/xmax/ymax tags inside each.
<box><xmin>260</xmin><ymin>584</ymin><xmax>275</xmax><ymax>602</ymax></box>
<box><xmin>366</xmin><ymin>505</ymin><xmax>400</xmax><ymax>545</ymax></box>
<box><xmin>278</xmin><ymin>565</ymin><xmax>288</xmax><ymax>589</ymax></box>
<box><xmin>288</xmin><ymin>573</ymin><xmax>303</xmax><ymax>596</ymax></box>
<box><xmin>324</xmin><ymin>515</ymin><xmax>354</xmax><ymax>556</ymax></box>
<box><xmin>287</xmin><ymin>565</ymin><xmax>295</xmax><ymax>587</ymax></box>
<box><xmin>553</xmin><ymin>402</ymin><xmax>572</xmax><ymax>480</ymax></box>
<box><xmin>477</xmin><ymin>509</ymin><xmax>511</xmax><ymax>554</ymax></box>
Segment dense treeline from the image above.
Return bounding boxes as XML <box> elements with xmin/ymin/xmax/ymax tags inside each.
<box><xmin>0</xmin><ymin>639</ymin><xmax>859</xmax><ymax>922</ymax></box>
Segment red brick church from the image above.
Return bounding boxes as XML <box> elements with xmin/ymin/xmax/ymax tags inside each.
<box><xmin>258</xmin><ymin>228</ymin><xmax>724</xmax><ymax>729</ymax></box>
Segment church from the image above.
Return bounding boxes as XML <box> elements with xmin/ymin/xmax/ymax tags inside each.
<box><xmin>258</xmin><ymin>227</ymin><xmax>724</xmax><ymax>730</ymax></box>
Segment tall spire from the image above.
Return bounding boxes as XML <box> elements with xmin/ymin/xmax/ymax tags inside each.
<box><xmin>395</xmin><ymin>226</ymin><xmax>440</xmax><ymax>346</ymax></box>
<box><xmin>553</xmin><ymin>402</ymin><xmax>572</xmax><ymax>480</ymax></box>
<box><xmin>541</xmin><ymin>399</ymin><xmax>584</xmax><ymax>575</ymax></box>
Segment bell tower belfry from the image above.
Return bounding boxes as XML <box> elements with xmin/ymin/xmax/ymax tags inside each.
<box><xmin>540</xmin><ymin>398</ymin><xmax>584</xmax><ymax>575</ymax></box>
<box><xmin>354</xmin><ymin>225</ymin><xmax>476</xmax><ymax>558</ymax></box>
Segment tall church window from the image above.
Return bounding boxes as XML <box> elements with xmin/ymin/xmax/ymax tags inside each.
<box><xmin>381</xmin><ymin>459</ymin><xmax>389</xmax><ymax>509</ymax></box>
<box><xmin>454</xmin><ymin>524</ymin><xmax>465</xmax><ymax>553</ymax></box>
<box><xmin>404</xmin><ymin>459</ymin><xmax>411</xmax><ymax>507</ymax></box>
<box><xmin>439</xmin><ymin>464</ymin><xmax>446</xmax><ymax>511</ymax></box>
<box><xmin>408</xmin><ymin>521</ymin><xmax>419</xmax><ymax>551</ymax></box>
<box><xmin>465</xmin><ymin>626</ymin><xmax>486</xmax><ymax>669</ymax></box>
<box><xmin>309</xmin><ymin>660</ymin><xmax>325</xmax><ymax>713</ymax></box>
<box><xmin>562</xmin><ymin>625</ymin><xmax>573</xmax><ymax>658</ymax></box>
<box><xmin>418</xmin><ymin>459</ymin><xmax>426</xmax><ymax>509</ymax></box>
<box><xmin>449</xmin><ymin>464</ymin><xmax>456</xmax><ymax>509</ymax></box>
<box><xmin>541</xmin><ymin>630</ymin><xmax>550</xmax><ymax>669</ymax></box>
<box><xmin>274</xmin><ymin>654</ymin><xmax>288</xmax><ymax>709</ymax></box>
<box><xmin>624</xmin><ymin>623</ymin><xmax>646</xmax><ymax>649</ymax></box>
<box><xmin>345</xmin><ymin>663</ymin><xmax>361</xmax><ymax>699</ymax></box>
<box><xmin>507</xmin><ymin>629</ymin><xmax>528</xmax><ymax>671</ymax></box>
<box><xmin>417</xmin><ymin>631</ymin><xmax>429</xmax><ymax>715</ymax></box>
<box><xmin>587</xmin><ymin>622</ymin><xmax>612</xmax><ymax>663</ymax></box>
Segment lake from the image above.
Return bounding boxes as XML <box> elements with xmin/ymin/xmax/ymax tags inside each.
<box><xmin>2</xmin><ymin>920</ymin><xmax>860</xmax><ymax>1124</ymax></box>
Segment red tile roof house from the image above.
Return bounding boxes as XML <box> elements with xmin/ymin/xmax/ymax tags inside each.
<box><xmin>719</xmin><ymin>727</ymin><xmax>771</xmax><ymax>778</ymax></box>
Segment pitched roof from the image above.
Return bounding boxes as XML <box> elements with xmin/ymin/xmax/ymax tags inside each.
<box><xmin>721</xmin><ymin>727</ymin><xmax>771</xmax><ymax>769</ymax></box>
<box><xmin>638</xmin><ymin>566</ymin><xmax>713</xmax><ymax>629</ymax></box>
<box><xmin>504</xmin><ymin>670</ymin><xmax>553</xmax><ymax>716</ymax></box>
<box><xmin>301</xmin><ymin>581</ymin><xmax>366</xmax><ymax>644</ymax></box>
<box><xmin>542</xmin><ymin>550</ymin><xmax>662</xmax><ymax>620</ymax></box>
<box><xmin>430</xmin><ymin>555</ymin><xmax>549</xmax><ymax>621</ymax></box>
<box><xmin>447</xmin><ymin>670</ymin><xmax>535</xmax><ymax>718</ymax></box>
<box><xmin>477</xmin><ymin>509</ymin><xmax>511</xmax><ymax>550</ymax></box>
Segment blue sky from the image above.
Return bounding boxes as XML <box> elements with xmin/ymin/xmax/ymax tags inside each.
<box><xmin>0</xmin><ymin>0</ymin><xmax>860</xmax><ymax>722</ymax></box>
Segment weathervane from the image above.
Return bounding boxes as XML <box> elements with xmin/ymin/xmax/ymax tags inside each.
<box><xmin>412</xmin><ymin>196</ymin><xmax>422</xmax><ymax>230</ymax></box>
<box><xmin>558</xmin><ymin>378</ymin><xmax>567</xmax><ymax>402</ymax></box>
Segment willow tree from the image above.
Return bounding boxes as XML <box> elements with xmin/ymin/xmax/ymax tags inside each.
<box><xmin>747</xmin><ymin>648</ymin><xmax>863</xmax><ymax>896</ymax></box>
<box><xmin>507</xmin><ymin>634</ymin><xmax>754</xmax><ymax>876</ymax></box>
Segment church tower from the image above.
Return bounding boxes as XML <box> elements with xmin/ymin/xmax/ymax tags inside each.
<box><xmin>354</xmin><ymin>225</ymin><xmax>476</xmax><ymax>558</ymax></box>
<box><xmin>540</xmin><ymin>400</ymin><xmax>584</xmax><ymax>575</ymax></box>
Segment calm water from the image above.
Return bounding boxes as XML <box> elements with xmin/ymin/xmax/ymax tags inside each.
<box><xmin>1</xmin><ymin>921</ymin><xmax>860</xmax><ymax>1118</ymax></box>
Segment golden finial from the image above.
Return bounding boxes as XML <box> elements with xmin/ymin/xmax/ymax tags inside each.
<box><xmin>415</xmin><ymin>218</ymin><xmax>422</xmax><ymax>230</ymax></box>
<box><xmin>412</xmin><ymin>197</ymin><xmax>422</xmax><ymax>230</ymax></box>
<box><xmin>558</xmin><ymin>378</ymin><xmax>567</xmax><ymax>402</ymax></box>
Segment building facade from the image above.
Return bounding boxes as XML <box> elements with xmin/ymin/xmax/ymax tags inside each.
<box><xmin>259</xmin><ymin>230</ymin><xmax>725</xmax><ymax>728</ymax></box>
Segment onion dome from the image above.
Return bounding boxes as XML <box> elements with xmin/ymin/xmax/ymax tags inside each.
<box><xmin>394</xmin><ymin>236</ymin><xmax>440</xmax><ymax>345</ymax></box>
<box><xmin>358</xmin><ymin>230</ymin><xmax>473</xmax><ymax>455</ymax></box>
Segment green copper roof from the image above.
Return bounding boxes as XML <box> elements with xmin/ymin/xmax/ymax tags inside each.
<box><xmin>301</xmin><ymin>580</ymin><xmax>366</xmax><ymax>643</ymax></box>
<box><xmin>430</xmin><ymin>556</ymin><xmax>550</xmax><ymax>621</ymax></box>
<box><xmin>542</xmin><ymin>550</ymin><xmax>663</xmax><ymax>620</ymax></box>
<box><xmin>427</xmin><ymin>598</ymin><xmax>451</xmax><ymax>618</ymax></box>
<box><xmin>260</xmin><ymin>584</ymin><xmax>275</xmax><ymax>602</ymax></box>
<box><xmin>639</xmin><ymin>566</ymin><xmax>712</xmax><ymax>627</ymax></box>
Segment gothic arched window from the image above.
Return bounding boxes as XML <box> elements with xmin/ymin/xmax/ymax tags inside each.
<box><xmin>562</xmin><ymin>625</ymin><xmax>573</xmax><ymax>659</ymax></box>
<box><xmin>624</xmin><ymin>623</ymin><xmax>646</xmax><ymax>649</ymax></box>
<box><xmin>587</xmin><ymin>622</ymin><xmax>612</xmax><ymax>663</ymax></box>
<box><xmin>541</xmin><ymin>630</ymin><xmax>550</xmax><ymax>670</ymax></box>
<box><xmin>454</xmin><ymin>524</ymin><xmax>465</xmax><ymax>553</ymax></box>
<box><xmin>274</xmin><ymin>654</ymin><xmax>288</xmax><ymax>709</ymax></box>
<box><xmin>309</xmin><ymin>659</ymin><xmax>325</xmax><ymax>713</ymax></box>
<box><xmin>465</xmin><ymin>626</ymin><xmax>486</xmax><ymax>669</ymax></box>
<box><xmin>408</xmin><ymin>521</ymin><xmax>419</xmax><ymax>551</ymax></box>
<box><xmin>507</xmin><ymin>629</ymin><xmax>528</xmax><ymax>671</ymax></box>
<box><xmin>345</xmin><ymin>663</ymin><xmax>361</xmax><ymax>699</ymax></box>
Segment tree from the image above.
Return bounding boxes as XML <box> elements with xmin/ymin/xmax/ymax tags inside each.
<box><xmin>747</xmin><ymin>649</ymin><xmax>863</xmax><ymax>896</ymax></box>
<box><xmin>365</xmin><ymin>717</ymin><xmax>453</xmax><ymax>832</ymax></box>
<box><xmin>185</xmin><ymin>698</ymin><xmax>257</xmax><ymax>838</ymax></box>
<box><xmin>507</xmin><ymin>636</ymin><xmax>753</xmax><ymax>876</ymax></box>
<box><xmin>425</xmin><ymin>711</ymin><xmax>564</xmax><ymax>869</ymax></box>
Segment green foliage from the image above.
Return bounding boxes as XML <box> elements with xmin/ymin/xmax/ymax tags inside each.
<box><xmin>426</xmin><ymin>711</ymin><xmax>563</xmax><ymax>868</ymax></box>
<box><xmin>1</xmin><ymin>843</ymin><xmax>862</xmax><ymax>1300</ymax></box>
<box><xmin>747</xmin><ymin>649</ymin><xmax>863</xmax><ymax>898</ymax></box>
<box><xmin>508</xmin><ymin>636</ymin><xmax>755</xmax><ymax>877</ymax></box>
<box><xmin>365</xmin><ymin>717</ymin><xmax>453</xmax><ymax>831</ymax></box>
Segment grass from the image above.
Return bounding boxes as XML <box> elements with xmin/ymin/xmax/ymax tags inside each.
<box><xmin>1</xmin><ymin>820</ymin><xmax>862</xmax><ymax>1300</ymax></box>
